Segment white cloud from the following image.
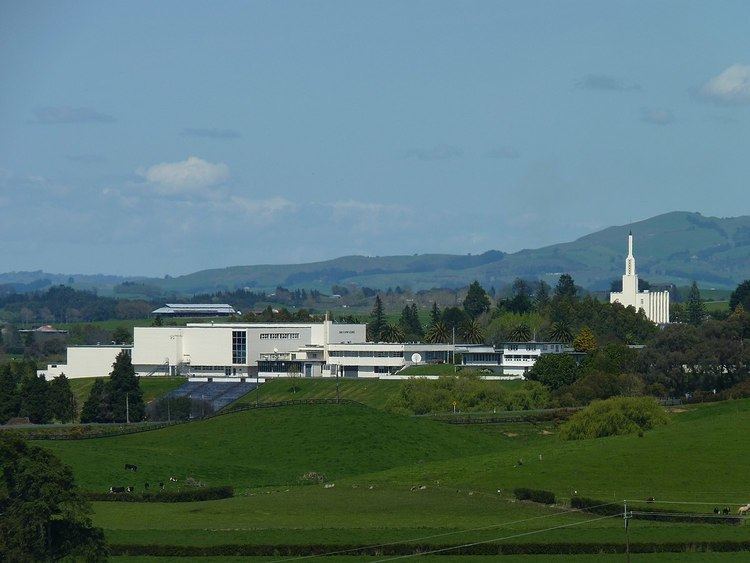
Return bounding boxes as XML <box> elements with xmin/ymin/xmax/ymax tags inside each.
<box><xmin>640</xmin><ymin>107</ymin><xmax>674</xmax><ymax>126</ymax></box>
<box><xmin>140</xmin><ymin>156</ymin><xmax>230</xmax><ymax>194</ymax></box>
<box><xmin>699</xmin><ymin>64</ymin><xmax>750</xmax><ymax>105</ymax></box>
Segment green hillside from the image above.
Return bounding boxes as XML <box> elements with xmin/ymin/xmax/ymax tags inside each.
<box><xmin>40</xmin><ymin>403</ymin><xmax>503</xmax><ymax>491</ymax></box>
<box><xmin>149</xmin><ymin>211</ymin><xmax>750</xmax><ymax>292</ymax></box>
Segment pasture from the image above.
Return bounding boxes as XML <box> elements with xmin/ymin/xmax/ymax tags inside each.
<box><xmin>35</xmin><ymin>398</ymin><xmax>750</xmax><ymax>558</ymax></box>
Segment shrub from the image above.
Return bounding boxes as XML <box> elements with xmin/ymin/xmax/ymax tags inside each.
<box><xmin>559</xmin><ymin>396</ymin><xmax>668</xmax><ymax>440</ymax></box>
<box><xmin>513</xmin><ymin>487</ymin><xmax>556</xmax><ymax>504</ymax></box>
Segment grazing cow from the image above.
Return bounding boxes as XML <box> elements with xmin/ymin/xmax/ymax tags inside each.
<box><xmin>645</xmin><ymin>497</ymin><xmax>655</xmax><ymax>503</ymax></box>
<box><xmin>713</xmin><ymin>507</ymin><xmax>720</xmax><ymax>515</ymax></box>
<box><xmin>169</xmin><ymin>476</ymin><xmax>178</xmax><ymax>482</ymax></box>
<box><xmin>159</xmin><ymin>482</ymin><xmax>165</xmax><ymax>490</ymax></box>
<box><xmin>323</xmin><ymin>483</ymin><xmax>335</xmax><ymax>489</ymax></box>
<box><xmin>109</xmin><ymin>486</ymin><xmax>126</xmax><ymax>494</ymax></box>
<box><xmin>126</xmin><ymin>486</ymin><xmax>134</xmax><ymax>493</ymax></box>
<box><xmin>125</xmin><ymin>464</ymin><xmax>138</xmax><ymax>472</ymax></box>
<box><xmin>723</xmin><ymin>507</ymin><xmax>731</xmax><ymax>515</ymax></box>
<box><xmin>738</xmin><ymin>504</ymin><xmax>750</xmax><ymax>515</ymax></box>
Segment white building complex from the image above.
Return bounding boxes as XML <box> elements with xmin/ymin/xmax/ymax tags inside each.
<box><xmin>610</xmin><ymin>232</ymin><xmax>670</xmax><ymax>324</ymax></box>
<box><xmin>41</xmin><ymin>319</ymin><xmax>573</xmax><ymax>381</ymax></box>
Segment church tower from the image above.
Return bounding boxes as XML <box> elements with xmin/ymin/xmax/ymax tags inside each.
<box><xmin>610</xmin><ymin>231</ymin><xmax>670</xmax><ymax>324</ymax></box>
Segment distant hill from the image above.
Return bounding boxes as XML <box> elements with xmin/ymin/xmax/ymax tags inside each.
<box><xmin>5</xmin><ymin>212</ymin><xmax>750</xmax><ymax>295</ymax></box>
<box><xmin>150</xmin><ymin>211</ymin><xmax>750</xmax><ymax>293</ymax></box>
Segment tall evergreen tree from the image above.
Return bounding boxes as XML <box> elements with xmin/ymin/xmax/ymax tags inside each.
<box><xmin>369</xmin><ymin>295</ymin><xmax>387</xmax><ymax>341</ymax></box>
<box><xmin>686</xmin><ymin>281</ymin><xmax>705</xmax><ymax>326</ymax></box>
<box><xmin>554</xmin><ymin>274</ymin><xmax>577</xmax><ymax>299</ymax></box>
<box><xmin>463</xmin><ymin>281</ymin><xmax>491</xmax><ymax>318</ymax></box>
<box><xmin>80</xmin><ymin>379</ymin><xmax>112</xmax><ymax>423</ymax></box>
<box><xmin>18</xmin><ymin>374</ymin><xmax>50</xmax><ymax>424</ymax></box>
<box><xmin>398</xmin><ymin>303</ymin><xmax>423</xmax><ymax>341</ymax></box>
<box><xmin>48</xmin><ymin>374</ymin><xmax>76</xmax><ymax>423</ymax></box>
<box><xmin>429</xmin><ymin>302</ymin><xmax>441</xmax><ymax>327</ymax></box>
<box><xmin>534</xmin><ymin>281</ymin><xmax>551</xmax><ymax>309</ymax></box>
<box><xmin>0</xmin><ymin>364</ymin><xmax>21</xmax><ymax>423</ymax></box>
<box><xmin>109</xmin><ymin>351</ymin><xmax>144</xmax><ymax>422</ymax></box>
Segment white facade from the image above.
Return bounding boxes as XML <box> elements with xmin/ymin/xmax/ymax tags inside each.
<box><xmin>41</xmin><ymin>345</ymin><xmax>132</xmax><ymax>379</ymax></box>
<box><xmin>610</xmin><ymin>233</ymin><xmax>670</xmax><ymax>324</ymax></box>
<box><xmin>500</xmin><ymin>342</ymin><xmax>570</xmax><ymax>377</ymax></box>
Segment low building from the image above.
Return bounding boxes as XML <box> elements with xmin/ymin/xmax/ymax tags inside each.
<box><xmin>40</xmin><ymin>319</ymin><xmax>575</xmax><ymax>381</ymax></box>
<box><xmin>151</xmin><ymin>303</ymin><xmax>238</xmax><ymax>317</ymax></box>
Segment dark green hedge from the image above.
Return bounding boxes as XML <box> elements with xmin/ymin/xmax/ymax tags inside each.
<box><xmin>109</xmin><ymin>540</ymin><xmax>750</xmax><ymax>557</ymax></box>
<box><xmin>571</xmin><ymin>496</ymin><xmax>741</xmax><ymax>525</ymax></box>
<box><xmin>86</xmin><ymin>486</ymin><xmax>233</xmax><ymax>502</ymax></box>
<box><xmin>513</xmin><ymin>487</ymin><xmax>556</xmax><ymax>504</ymax></box>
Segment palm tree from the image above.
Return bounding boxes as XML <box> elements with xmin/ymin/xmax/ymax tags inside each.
<box><xmin>549</xmin><ymin>321</ymin><xmax>573</xmax><ymax>343</ymax></box>
<box><xmin>460</xmin><ymin>319</ymin><xmax>485</xmax><ymax>344</ymax></box>
<box><xmin>380</xmin><ymin>323</ymin><xmax>405</xmax><ymax>343</ymax></box>
<box><xmin>508</xmin><ymin>322</ymin><xmax>532</xmax><ymax>342</ymax></box>
<box><xmin>425</xmin><ymin>321</ymin><xmax>450</xmax><ymax>343</ymax></box>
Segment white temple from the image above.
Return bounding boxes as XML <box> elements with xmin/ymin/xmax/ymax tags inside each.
<box><xmin>610</xmin><ymin>232</ymin><xmax>670</xmax><ymax>324</ymax></box>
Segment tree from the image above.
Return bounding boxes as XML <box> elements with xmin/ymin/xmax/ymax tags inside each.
<box><xmin>398</xmin><ymin>304</ymin><xmax>423</xmax><ymax>342</ymax></box>
<box><xmin>508</xmin><ymin>323</ymin><xmax>532</xmax><ymax>342</ymax></box>
<box><xmin>554</xmin><ymin>274</ymin><xmax>577</xmax><ymax>299</ymax></box>
<box><xmin>0</xmin><ymin>364</ymin><xmax>21</xmax><ymax>423</ymax></box>
<box><xmin>425</xmin><ymin>321</ymin><xmax>450</xmax><ymax>344</ymax></box>
<box><xmin>460</xmin><ymin>319</ymin><xmax>485</xmax><ymax>344</ymax></box>
<box><xmin>463</xmin><ymin>281</ymin><xmax>491</xmax><ymax>318</ymax></box>
<box><xmin>0</xmin><ymin>433</ymin><xmax>107</xmax><ymax>561</ymax></box>
<box><xmin>380</xmin><ymin>323</ymin><xmax>405</xmax><ymax>343</ymax></box>
<box><xmin>18</xmin><ymin>373</ymin><xmax>51</xmax><ymax>424</ymax></box>
<box><xmin>534</xmin><ymin>281</ymin><xmax>551</xmax><ymax>310</ymax></box>
<box><xmin>686</xmin><ymin>281</ymin><xmax>705</xmax><ymax>326</ymax></box>
<box><xmin>80</xmin><ymin>379</ymin><xmax>112</xmax><ymax>423</ymax></box>
<box><xmin>429</xmin><ymin>302</ymin><xmax>441</xmax><ymax>327</ymax></box>
<box><xmin>151</xmin><ymin>315</ymin><xmax>163</xmax><ymax>327</ymax></box>
<box><xmin>573</xmin><ymin>326</ymin><xmax>597</xmax><ymax>353</ymax></box>
<box><xmin>109</xmin><ymin>351</ymin><xmax>144</xmax><ymax>422</ymax></box>
<box><xmin>442</xmin><ymin>307</ymin><xmax>469</xmax><ymax>332</ymax></box>
<box><xmin>111</xmin><ymin>325</ymin><xmax>132</xmax><ymax>344</ymax></box>
<box><xmin>48</xmin><ymin>374</ymin><xmax>76</xmax><ymax>423</ymax></box>
<box><xmin>729</xmin><ymin>280</ymin><xmax>750</xmax><ymax>312</ymax></box>
<box><xmin>369</xmin><ymin>295</ymin><xmax>387</xmax><ymax>341</ymax></box>
<box><xmin>526</xmin><ymin>354</ymin><xmax>580</xmax><ymax>390</ymax></box>
<box><xmin>549</xmin><ymin>321</ymin><xmax>573</xmax><ymax>343</ymax></box>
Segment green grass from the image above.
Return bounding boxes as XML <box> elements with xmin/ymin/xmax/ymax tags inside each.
<box><xmin>112</xmin><ymin>557</ymin><xmax>750</xmax><ymax>562</ymax></box>
<box><xmin>36</xmin><ymin>398</ymin><xmax>750</xmax><ymax>557</ymax></box>
<box><xmin>69</xmin><ymin>377</ymin><xmax>185</xmax><ymax>414</ymax></box>
<box><xmin>249</xmin><ymin>377</ymin><xmax>402</xmax><ymax>409</ymax></box>
<box><xmin>39</xmin><ymin>403</ymin><xmax>504</xmax><ymax>491</ymax></box>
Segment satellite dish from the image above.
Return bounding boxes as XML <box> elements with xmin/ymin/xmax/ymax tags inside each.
<box><xmin>411</xmin><ymin>353</ymin><xmax>422</xmax><ymax>364</ymax></box>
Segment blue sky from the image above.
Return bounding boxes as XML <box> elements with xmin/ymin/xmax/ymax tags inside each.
<box><xmin>1</xmin><ymin>1</ymin><xmax>749</xmax><ymax>276</ymax></box>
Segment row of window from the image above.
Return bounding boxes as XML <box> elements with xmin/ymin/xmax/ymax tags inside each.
<box><xmin>506</xmin><ymin>344</ymin><xmax>561</xmax><ymax>351</ymax></box>
<box><xmin>329</xmin><ymin>350</ymin><xmax>404</xmax><ymax>358</ymax></box>
<box><xmin>260</xmin><ymin>333</ymin><xmax>300</xmax><ymax>339</ymax></box>
<box><xmin>232</xmin><ymin>330</ymin><xmax>247</xmax><ymax>364</ymax></box>
<box><xmin>464</xmin><ymin>353</ymin><xmax>500</xmax><ymax>363</ymax></box>
<box><xmin>504</xmin><ymin>355</ymin><xmax>538</xmax><ymax>361</ymax></box>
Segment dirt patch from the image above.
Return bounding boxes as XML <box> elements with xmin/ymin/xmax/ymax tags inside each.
<box><xmin>540</xmin><ymin>429</ymin><xmax>554</xmax><ymax>435</ymax></box>
<box><xmin>503</xmin><ymin>432</ymin><xmax>518</xmax><ymax>437</ymax></box>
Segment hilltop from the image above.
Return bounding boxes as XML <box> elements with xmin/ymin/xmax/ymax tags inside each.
<box><xmin>4</xmin><ymin>211</ymin><xmax>750</xmax><ymax>294</ymax></box>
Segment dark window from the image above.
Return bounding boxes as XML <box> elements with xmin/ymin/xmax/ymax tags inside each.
<box><xmin>232</xmin><ymin>330</ymin><xmax>247</xmax><ymax>364</ymax></box>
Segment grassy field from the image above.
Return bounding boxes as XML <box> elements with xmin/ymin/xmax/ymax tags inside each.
<box><xmin>247</xmin><ymin>377</ymin><xmax>403</xmax><ymax>409</ymax></box>
<box><xmin>112</xmin><ymin>556</ymin><xmax>750</xmax><ymax>563</ymax></box>
<box><xmin>68</xmin><ymin>376</ymin><xmax>185</xmax><ymax>414</ymax></box>
<box><xmin>36</xmin><ymin>398</ymin><xmax>750</xmax><ymax>558</ymax></box>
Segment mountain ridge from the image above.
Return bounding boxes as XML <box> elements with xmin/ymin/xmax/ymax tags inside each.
<box><xmin>3</xmin><ymin>211</ymin><xmax>749</xmax><ymax>295</ymax></box>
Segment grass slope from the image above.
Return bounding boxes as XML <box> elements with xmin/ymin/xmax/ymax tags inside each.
<box><xmin>360</xmin><ymin>400</ymin><xmax>750</xmax><ymax>504</ymax></box>
<box><xmin>244</xmin><ymin>378</ymin><xmax>402</xmax><ymax>409</ymax></box>
<box><xmin>40</xmin><ymin>404</ymin><xmax>503</xmax><ymax>491</ymax></box>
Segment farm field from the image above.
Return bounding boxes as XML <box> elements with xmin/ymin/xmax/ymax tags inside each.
<box><xmin>112</xmin><ymin>556</ymin><xmax>750</xmax><ymax>563</ymax></box>
<box><xmin>36</xmin><ymin>399</ymin><xmax>750</xmax><ymax>558</ymax></box>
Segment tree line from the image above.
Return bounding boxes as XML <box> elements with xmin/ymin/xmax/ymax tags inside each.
<box><xmin>0</xmin><ymin>360</ymin><xmax>76</xmax><ymax>424</ymax></box>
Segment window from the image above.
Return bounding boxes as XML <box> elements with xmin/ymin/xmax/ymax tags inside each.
<box><xmin>232</xmin><ymin>330</ymin><xmax>247</xmax><ymax>364</ymax></box>
<box><xmin>259</xmin><ymin>332</ymin><xmax>300</xmax><ymax>340</ymax></box>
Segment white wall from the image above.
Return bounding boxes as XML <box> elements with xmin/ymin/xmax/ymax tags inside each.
<box><xmin>42</xmin><ymin>346</ymin><xmax>131</xmax><ymax>379</ymax></box>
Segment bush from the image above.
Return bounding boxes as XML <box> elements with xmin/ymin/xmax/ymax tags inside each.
<box><xmin>85</xmin><ymin>485</ymin><xmax>233</xmax><ymax>502</ymax></box>
<box><xmin>513</xmin><ymin>487</ymin><xmax>556</xmax><ymax>504</ymax></box>
<box><xmin>559</xmin><ymin>396</ymin><xmax>668</xmax><ymax>440</ymax></box>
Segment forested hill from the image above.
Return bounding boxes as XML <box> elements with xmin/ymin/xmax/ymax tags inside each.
<box><xmin>4</xmin><ymin>211</ymin><xmax>750</xmax><ymax>295</ymax></box>
<box><xmin>149</xmin><ymin>211</ymin><xmax>750</xmax><ymax>293</ymax></box>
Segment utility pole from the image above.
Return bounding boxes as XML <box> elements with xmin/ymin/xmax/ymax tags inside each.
<box><xmin>256</xmin><ymin>370</ymin><xmax>260</xmax><ymax>407</ymax></box>
<box><xmin>126</xmin><ymin>393</ymin><xmax>130</xmax><ymax>424</ymax></box>
<box><xmin>624</xmin><ymin>500</ymin><xmax>631</xmax><ymax>563</ymax></box>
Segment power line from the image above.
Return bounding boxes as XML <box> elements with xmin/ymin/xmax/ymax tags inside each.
<box><xmin>372</xmin><ymin>514</ymin><xmax>621</xmax><ymax>562</ymax></box>
<box><xmin>269</xmin><ymin>501</ymin><xmax>620</xmax><ymax>562</ymax></box>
